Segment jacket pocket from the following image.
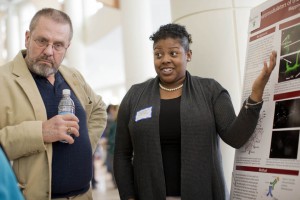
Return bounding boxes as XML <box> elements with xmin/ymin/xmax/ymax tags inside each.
<box><xmin>85</xmin><ymin>104</ymin><xmax>92</xmax><ymax>119</ymax></box>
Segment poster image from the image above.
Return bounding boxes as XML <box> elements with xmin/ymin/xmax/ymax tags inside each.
<box><xmin>231</xmin><ymin>0</ymin><xmax>300</xmax><ymax>199</ymax></box>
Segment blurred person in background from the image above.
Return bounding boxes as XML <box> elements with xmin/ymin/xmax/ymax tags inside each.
<box><xmin>92</xmin><ymin>104</ymin><xmax>118</xmax><ymax>189</ymax></box>
<box><xmin>106</xmin><ymin>105</ymin><xmax>119</xmax><ymax>188</ymax></box>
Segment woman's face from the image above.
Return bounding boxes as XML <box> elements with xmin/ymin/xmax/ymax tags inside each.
<box><xmin>153</xmin><ymin>38</ymin><xmax>191</xmax><ymax>87</ymax></box>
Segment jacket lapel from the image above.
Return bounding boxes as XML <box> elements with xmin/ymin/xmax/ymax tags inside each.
<box><xmin>59</xmin><ymin>67</ymin><xmax>87</xmax><ymax>110</ymax></box>
<box><xmin>12</xmin><ymin>52</ymin><xmax>47</xmax><ymax>121</ymax></box>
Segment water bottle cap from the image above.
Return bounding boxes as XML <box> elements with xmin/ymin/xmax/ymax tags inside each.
<box><xmin>62</xmin><ymin>89</ymin><xmax>71</xmax><ymax>95</ymax></box>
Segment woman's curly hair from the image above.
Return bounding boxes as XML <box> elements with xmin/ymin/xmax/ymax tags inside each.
<box><xmin>149</xmin><ymin>23</ymin><xmax>192</xmax><ymax>51</ymax></box>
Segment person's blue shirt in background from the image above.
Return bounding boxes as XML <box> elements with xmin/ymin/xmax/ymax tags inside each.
<box><xmin>0</xmin><ymin>146</ymin><xmax>24</xmax><ymax>200</ymax></box>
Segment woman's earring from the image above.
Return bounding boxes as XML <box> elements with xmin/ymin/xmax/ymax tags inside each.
<box><xmin>187</xmin><ymin>59</ymin><xmax>191</xmax><ymax>62</ymax></box>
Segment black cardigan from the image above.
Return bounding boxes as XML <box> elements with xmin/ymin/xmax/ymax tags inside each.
<box><xmin>114</xmin><ymin>71</ymin><xmax>262</xmax><ymax>200</ymax></box>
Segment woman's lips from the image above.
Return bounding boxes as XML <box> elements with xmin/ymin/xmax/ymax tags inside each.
<box><xmin>161</xmin><ymin>67</ymin><xmax>173</xmax><ymax>75</ymax></box>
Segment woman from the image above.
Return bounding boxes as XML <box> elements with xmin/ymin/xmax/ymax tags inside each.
<box><xmin>114</xmin><ymin>23</ymin><xmax>277</xmax><ymax>200</ymax></box>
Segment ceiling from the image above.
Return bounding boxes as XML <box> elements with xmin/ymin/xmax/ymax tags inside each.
<box><xmin>0</xmin><ymin>0</ymin><xmax>24</xmax><ymax>6</ymax></box>
<box><xmin>0</xmin><ymin>0</ymin><xmax>119</xmax><ymax>7</ymax></box>
<box><xmin>0</xmin><ymin>0</ymin><xmax>30</xmax><ymax>12</ymax></box>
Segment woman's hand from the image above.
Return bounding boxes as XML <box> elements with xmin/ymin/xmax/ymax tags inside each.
<box><xmin>250</xmin><ymin>50</ymin><xmax>277</xmax><ymax>102</ymax></box>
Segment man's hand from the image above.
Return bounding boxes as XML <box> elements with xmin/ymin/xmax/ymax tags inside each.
<box><xmin>42</xmin><ymin>114</ymin><xmax>80</xmax><ymax>144</ymax></box>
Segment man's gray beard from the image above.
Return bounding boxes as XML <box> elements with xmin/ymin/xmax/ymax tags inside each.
<box><xmin>28</xmin><ymin>63</ymin><xmax>58</xmax><ymax>77</ymax></box>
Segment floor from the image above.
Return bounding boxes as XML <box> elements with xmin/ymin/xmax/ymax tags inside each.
<box><xmin>92</xmin><ymin>158</ymin><xmax>120</xmax><ymax>200</ymax></box>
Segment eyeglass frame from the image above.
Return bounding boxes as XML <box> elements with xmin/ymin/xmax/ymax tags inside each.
<box><xmin>33</xmin><ymin>37</ymin><xmax>69</xmax><ymax>52</ymax></box>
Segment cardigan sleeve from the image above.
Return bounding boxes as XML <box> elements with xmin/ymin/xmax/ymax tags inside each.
<box><xmin>210</xmin><ymin>80</ymin><xmax>262</xmax><ymax>149</ymax></box>
<box><xmin>114</xmin><ymin>86</ymin><xmax>136</xmax><ymax>200</ymax></box>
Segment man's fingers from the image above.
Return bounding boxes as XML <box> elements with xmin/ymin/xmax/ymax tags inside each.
<box><xmin>65</xmin><ymin>126</ymin><xmax>80</xmax><ymax>137</ymax></box>
<box><xmin>61</xmin><ymin>134</ymin><xmax>75</xmax><ymax>144</ymax></box>
<box><xmin>61</xmin><ymin>114</ymin><xmax>79</xmax><ymax>122</ymax></box>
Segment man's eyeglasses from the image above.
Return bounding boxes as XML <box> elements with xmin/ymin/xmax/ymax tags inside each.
<box><xmin>33</xmin><ymin>38</ymin><xmax>68</xmax><ymax>52</ymax></box>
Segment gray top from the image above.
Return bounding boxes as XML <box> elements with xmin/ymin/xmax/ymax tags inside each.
<box><xmin>114</xmin><ymin>71</ymin><xmax>262</xmax><ymax>200</ymax></box>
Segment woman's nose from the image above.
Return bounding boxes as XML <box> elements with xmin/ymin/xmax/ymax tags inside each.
<box><xmin>162</xmin><ymin>55</ymin><xmax>171</xmax><ymax>63</ymax></box>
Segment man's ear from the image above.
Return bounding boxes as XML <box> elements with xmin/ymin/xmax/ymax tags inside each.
<box><xmin>25</xmin><ymin>31</ymin><xmax>30</xmax><ymax>48</ymax></box>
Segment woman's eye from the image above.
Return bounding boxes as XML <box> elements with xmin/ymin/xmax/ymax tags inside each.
<box><xmin>170</xmin><ymin>52</ymin><xmax>177</xmax><ymax>56</ymax></box>
<box><xmin>155</xmin><ymin>53</ymin><xmax>162</xmax><ymax>58</ymax></box>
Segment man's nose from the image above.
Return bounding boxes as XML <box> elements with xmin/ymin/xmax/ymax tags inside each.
<box><xmin>43</xmin><ymin>44</ymin><xmax>55</xmax><ymax>55</ymax></box>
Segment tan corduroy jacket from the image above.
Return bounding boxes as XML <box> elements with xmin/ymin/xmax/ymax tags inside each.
<box><xmin>0</xmin><ymin>51</ymin><xmax>107</xmax><ymax>200</ymax></box>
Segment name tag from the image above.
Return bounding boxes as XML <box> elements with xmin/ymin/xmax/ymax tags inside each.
<box><xmin>135</xmin><ymin>107</ymin><xmax>152</xmax><ymax>122</ymax></box>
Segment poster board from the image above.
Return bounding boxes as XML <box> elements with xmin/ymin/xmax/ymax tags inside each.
<box><xmin>230</xmin><ymin>0</ymin><xmax>300</xmax><ymax>199</ymax></box>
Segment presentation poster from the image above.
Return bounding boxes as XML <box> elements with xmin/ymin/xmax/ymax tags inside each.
<box><xmin>230</xmin><ymin>0</ymin><xmax>300</xmax><ymax>199</ymax></box>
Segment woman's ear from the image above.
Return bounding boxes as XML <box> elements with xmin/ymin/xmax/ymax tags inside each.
<box><xmin>187</xmin><ymin>49</ymin><xmax>192</xmax><ymax>62</ymax></box>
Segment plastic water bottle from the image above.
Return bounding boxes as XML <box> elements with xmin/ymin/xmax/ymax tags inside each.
<box><xmin>58</xmin><ymin>89</ymin><xmax>75</xmax><ymax>115</ymax></box>
<box><xmin>58</xmin><ymin>89</ymin><xmax>75</xmax><ymax>143</ymax></box>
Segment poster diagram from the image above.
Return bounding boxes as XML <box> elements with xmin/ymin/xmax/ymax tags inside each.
<box><xmin>231</xmin><ymin>0</ymin><xmax>300</xmax><ymax>199</ymax></box>
<box><xmin>240</xmin><ymin>111</ymin><xmax>266</xmax><ymax>154</ymax></box>
<box><xmin>281</xmin><ymin>24</ymin><xmax>300</xmax><ymax>56</ymax></box>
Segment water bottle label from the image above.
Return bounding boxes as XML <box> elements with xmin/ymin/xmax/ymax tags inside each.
<box><xmin>58</xmin><ymin>111</ymin><xmax>74</xmax><ymax>115</ymax></box>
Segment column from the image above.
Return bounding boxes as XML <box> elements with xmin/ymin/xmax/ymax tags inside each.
<box><xmin>120</xmin><ymin>0</ymin><xmax>155</xmax><ymax>90</ymax></box>
<box><xmin>63</xmin><ymin>0</ymin><xmax>87</xmax><ymax>74</ymax></box>
<box><xmin>6</xmin><ymin>5</ymin><xmax>20</xmax><ymax>61</ymax></box>
<box><xmin>0</xmin><ymin>14</ymin><xmax>6</xmax><ymax>65</ymax></box>
<box><xmin>170</xmin><ymin>0</ymin><xmax>267</xmax><ymax>191</ymax></box>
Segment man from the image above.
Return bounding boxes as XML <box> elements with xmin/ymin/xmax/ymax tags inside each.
<box><xmin>0</xmin><ymin>8</ymin><xmax>107</xmax><ymax>200</ymax></box>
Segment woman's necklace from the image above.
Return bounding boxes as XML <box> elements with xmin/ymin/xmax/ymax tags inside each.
<box><xmin>159</xmin><ymin>83</ymin><xmax>183</xmax><ymax>92</ymax></box>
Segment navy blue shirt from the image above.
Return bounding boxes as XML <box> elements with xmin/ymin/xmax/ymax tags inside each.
<box><xmin>32</xmin><ymin>72</ymin><xmax>92</xmax><ymax>198</ymax></box>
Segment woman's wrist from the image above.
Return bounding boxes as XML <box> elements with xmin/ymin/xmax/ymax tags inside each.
<box><xmin>249</xmin><ymin>93</ymin><xmax>263</xmax><ymax>103</ymax></box>
<box><xmin>245</xmin><ymin>96</ymin><xmax>263</xmax><ymax>110</ymax></box>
